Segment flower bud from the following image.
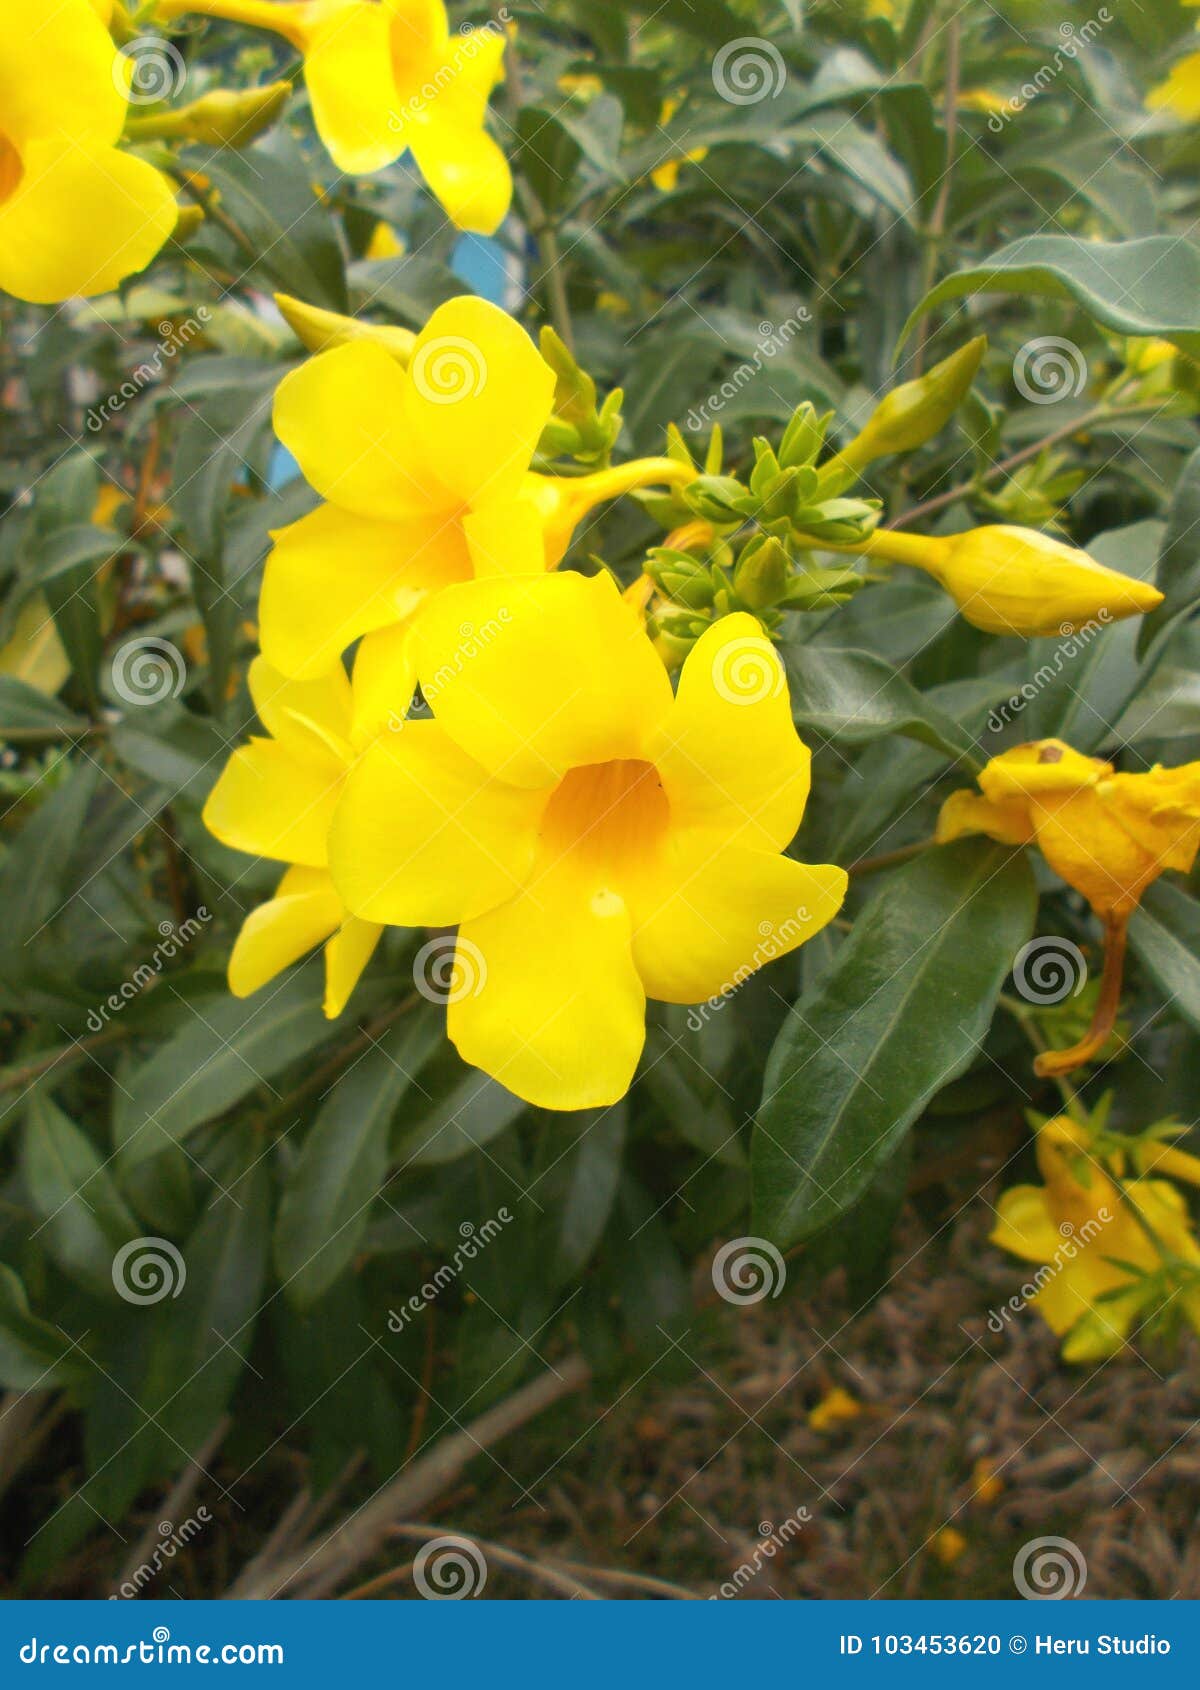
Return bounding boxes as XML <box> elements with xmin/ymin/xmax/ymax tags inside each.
<box><xmin>831</xmin><ymin>336</ymin><xmax>986</xmax><ymax>477</ymax></box>
<box><xmin>125</xmin><ymin>83</ymin><xmax>292</xmax><ymax>147</ymax></box>
<box><xmin>274</xmin><ymin>293</ymin><xmax>416</xmax><ymax>363</ymax></box>
<box><xmin>866</xmin><ymin>523</ymin><xmax>1163</xmax><ymax>636</ymax></box>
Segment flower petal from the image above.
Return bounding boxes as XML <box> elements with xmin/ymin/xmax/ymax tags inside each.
<box><xmin>462</xmin><ymin>495</ymin><xmax>549</xmax><ymax>577</ymax></box>
<box><xmin>449</xmin><ymin>857</ymin><xmax>646</xmax><ymax>1110</ymax></box>
<box><xmin>0</xmin><ymin>141</ymin><xmax>175</xmax><ymax>304</ymax></box>
<box><xmin>323</xmin><ymin>917</ymin><xmax>383</xmax><ymax>1017</ymax></box>
<box><xmin>272</xmin><ymin>341</ymin><xmax>440</xmax><ymax>519</ymax></box>
<box><xmin>350</xmin><ymin>622</ymin><xmax>417</xmax><ymax>746</ymax></box>
<box><xmin>407</xmin><ymin>108</ymin><xmax>512</xmax><ymax>235</ymax></box>
<box><xmin>248</xmin><ymin>655</ymin><xmax>352</xmax><ymax>767</ymax></box>
<box><xmin>411</xmin><ymin>571</ymin><xmax>673</xmax><ymax>787</ymax></box>
<box><xmin>0</xmin><ymin>0</ymin><xmax>125</xmax><ymax>147</ymax></box>
<box><xmin>228</xmin><ymin>865</ymin><xmax>342</xmax><ymax>999</ymax></box>
<box><xmin>989</xmin><ymin>1185</ymin><xmax>1063</xmax><ymax>1265</ymax></box>
<box><xmin>328</xmin><ymin>721</ymin><xmax>545</xmax><ymax>926</ymax></box>
<box><xmin>629</xmin><ymin>844</ymin><xmax>847</xmax><ymax>1004</ymax></box>
<box><xmin>204</xmin><ymin>739</ymin><xmax>343</xmax><ymax>868</ymax></box>
<box><xmin>402</xmin><ymin>297</ymin><xmax>553</xmax><ymax>508</ymax></box>
<box><xmin>648</xmin><ymin>614</ymin><xmax>810</xmax><ymax>854</ymax></box>
<box><xmin>260</xmin><ymin>501</ymin><xmax>470</xmax><ymax>679</ymax></box>
<box><xmin>304</xmin><ymin>2</ymin><xmax>403</xmax><ymax>174</ymax></box>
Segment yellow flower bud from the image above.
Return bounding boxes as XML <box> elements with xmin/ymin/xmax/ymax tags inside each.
<box><xmin>273</xmin><ymin>292</ymin><xmax>416</xmax><ymax>364</ymax></box>
<box><xmin>124</xmin><ymin>83</ymin><xmax>292</xmax><ymax>148</ymax></box>
<box><xmin>865</xmin><ymin>524</ymin><xmax>1163</xmax><ymax>636</ymax></box>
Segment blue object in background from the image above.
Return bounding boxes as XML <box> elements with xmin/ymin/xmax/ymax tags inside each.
<box><xmin>267</xmin><ymin>232</ymin><xmax>513</xmax><ymax>494</ymax></box>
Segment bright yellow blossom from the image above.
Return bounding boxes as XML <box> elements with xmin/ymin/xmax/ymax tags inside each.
<box><xmin>328</xmin><ymin>573</ymin><xmax>847</xmax><ymax>1110</ymax></box>
<box><xmin>161</xmin><ymin>0</ymin><xmax>513</xmax><ymax>233</ymax></box>
<box><xmin>0</xmin><ymin>0</ymin><xmax>177</xmax><ymax>303</ymax></box>
<box><xmin>992</xmin><ymin>1117</ymin><xmax>1200</xmax><ymax>1362</ymax></box>
<box><xmin>1148</xmin><ymin>2</ymin><xmax>1200</xmax><ymax>122</ymax></box>
<box><xmin>203</xmin><ymin>656</ymin><xmax>384</xmax><ymax>1016</ymax></box>
<box><xmin>939</xmin><ymin>740</ymin><xmax>1200</xmax><ymax>1075</ymax></box>
<box><xmin>860</xmin><ymin>524</ymin><xmax>1163</xmax><ymax>637</ymax></box>
<box><xmin>937</xmin><ymin>740</ymin><xmax>1200</xmax><ymax>921</ymax></box>
<box><xmin>649</xmin><ymin>96</ymin><xmax>708</xmax><ymax>192</ymax></box>
<box><xmin>261</xmin><ymin>295</ymin><xmax>691</xmax><ymax>679</ymax></box>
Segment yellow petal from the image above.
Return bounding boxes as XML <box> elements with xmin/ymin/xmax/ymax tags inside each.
<box><xmin>407</xmin><ymin>109</ymin><xmax>512</xmax><ymax>235</ymax></box>
<box><xmin>0</xmin><ymin>0</ymin><xmax>125</xmax><ymax>147</ymax></box>
<box><xmin>228</xmin><ymin>865</ymin><xmax>342</xmax><ymax>998</ymax></box>
<box><xmin>648</xmin><ymin>614</ymin><xmax>811</xmax><ymax>854</ymax></box>
<box><xmin>1032</xmin><ymin>790</ymin><xmax>1159</xmax><ymax>915</ymax></box>
<box><xmin>410</xmin><ymin>571</ymin><xmax>673</xmax><ymax>788</ymax></box>
<box><xmin>402</xmin><ymin>297</ymin><xmax>554</xmax><ymax>509</ymax></box>
<box><xmin>989</xmin><ymin>1184</ymin><xmax>1063</xmax><ymax>1264</ymax></box>
<box><xmin>0</xmin><ymin>140</ymin><xmax>175</xmax><ymax>304</ymax></box>
<box><xmin>449</xmin><ymin>857</ymin><xmax>646</xmax><ymax>1110</ymax></box>
<box><xmin>260</xmin><ymin>502</ymin><xmax>470</xmax><ymax>678</ymax></box>
<box><xmin>978</xmin><ymin>739</ymin><xmax>1107</xmax><ymax>802</ymax></box>
<box><xmin>328</xmin><ymin>721</ymin><xmax>544</xmax><ymax>926</ymax></box>
<box><xmin>323</xmin><ymin>916</ymin><xmax>383</xmax><ymax>1017</ymax></box>
<box><xmin>272</xmin><ymin>341</ymin><xmax>436</xmax><ymax>520</ymax></box>
<box><xmin>350</xmin><ymin>622</ymin><xmax>416</xmax><ymax>746</ymax></box>
<box><xmin>462</xmin><ymin>495</ymin><xmax>549</xmax><ymax>577</ymax></box>
<box><xmin>247</xmin><ymin>654</ymin><xmax>352</xmax><ymax>766</ymax></box>
<box><xmin>935</xmin><ymin>789</ymin><xmax>1034</xmax><ymax>847</ymax></box>
<box><xmin>304</xmin><ymin>1</ymin><xmax>402</xmax><ymax>174</ymax></box>
<box><xmin>629</xmin><ymin>845</ymin><xmax>846</xmax><ymax>1005</ymax></box>
<box><xmin>204</xmin><ymin>739</ymin><xmax>343</xmax><ymax>868</ymax></box>
<box><xmin>1148</xmin><ymin>51</ymin><xmax>1200</xmax><ymax>119</ymax></box>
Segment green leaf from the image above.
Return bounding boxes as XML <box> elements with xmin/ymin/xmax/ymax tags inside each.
<box><xmin>0</xmin><ymin>760</ymin><xmax>101</xmax><ymax>1002</ymax></box>
<box><xmin>192</xmin><ymin>132</ymin><xmax>348</xmax><ymax>311</ymax></box>
<box><xmin>784</xmin><ymin>644</ymin><xmax>982</xmax><ymax>766</ymax></box>
<box><xmin>115</xmin><ymin>964</ymin><xmax>337</xmax><ymax>1165</ymax></box>
<box><xmin>1137</xmin><ymin>446</ymin><xmax>1200</xmax><ymax>660</ymax></box>
<box><xmin>397</xmin><ymin>1070</ymin><xmax>527</xmax><ymax>1167</ymax></box>
<box><xmin>899</xmin><ymin>235</ymin><xmax>1200</xmax><ymax>358</ymax></box>
<box><xmin>0</xmin><ymin>676</ymin><xmax>86</xmax><ymax>740</ymax></box>
<box><xmin>753</xmin><ymin>841</ymin><xmax>1036</xmax><ymax>1248</ymax></box>
<box><xmin>23</xmin><ymin>1095</ymin><xmax>138</xmax><ymax>1293</ymax></box>
<box><xmin>540</xmin><ymin>1103</ymin><xmax>628</xmax><ymax>1287</ymax></box>
<box><xmin>0</xmin><ymin>1265</ymin><xmax>79</xmax><ymax>1390</ymax></box>
<box><xmin>274</xmin><ymin>1008</ymin><xmax>444</xmax><ymax>1308</ymax></box>
<box><xmin>1129</xmin><ymin>881</ymin><xmax>1200</xmax><ymax>1038</ymax></box>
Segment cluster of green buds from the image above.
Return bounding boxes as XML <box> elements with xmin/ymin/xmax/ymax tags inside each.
<box><xmin>640</xmin><ymin>336</ymin><xmax>993</xmax><ymax>661</ymax></box>
<box><xmin>535</xmin><ymin>328</ymin><xmax>625</xmax><ymax>466</ymax></box>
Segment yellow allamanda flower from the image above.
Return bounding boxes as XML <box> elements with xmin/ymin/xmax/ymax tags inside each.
<box><xmin>1148</xmin><ymin>1</ymin><xmax>1200</xmax><ymax>120</ymax></box>
<box><xmin>261</xmin><ymin>294</ymin><xmax>691</xmax><ymax>680</ymax></box>
<box><xmin>859</xmin><ymin>525</ymin><xmax>1162</xmax><ymax>638</ymax></box>
<box><xmin>160</xmin><ymin>0</ymin><xmax>512</xmax><ymax>233</ymax></box>
<box><xmin>939</xmin><ymin>740</ymin><xmax>1200</xmax><ymax>1075</ymax></box>
<box><xmin>992</xmin><ymin>1117</ymin><xmax>1200</xmax><ymax>1362</ymax></box>
<box><xmin>203</xmin><ymin>655</ymin><xmax>386</xmax><ymax>1016</ymax></box>
<box><xmin>328</xmin><ymin>572</ymin><xmax>847</xmax><ymax>1110</ymax></box>
<box><xmin>0</xmin><ymin>0</ymin><xmax>177</xmax><ymax>304</ymax></box>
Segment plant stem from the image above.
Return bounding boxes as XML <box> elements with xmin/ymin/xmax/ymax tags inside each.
<box><xmin>847</xmin><ymin>839</ymin><xmax>933</xmax><ymax>878</ymax></box>
<box><xmin>911</xmin><ymin>15</ymin><xmax>961</xmax><ymax>375</ymax></box>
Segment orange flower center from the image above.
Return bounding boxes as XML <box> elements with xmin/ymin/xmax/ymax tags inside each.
<box><xmin>540</xmin><ymin>759</ymin><xmax>669</xmax><ymax>869</ymax></box>
<box><xmin>0</xmin><ymin>132</ymin><xmax>21</xmax><ymax>204</ymax></box>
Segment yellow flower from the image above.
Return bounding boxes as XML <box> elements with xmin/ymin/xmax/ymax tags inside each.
<box><xmin>328</xmin><ymin>574</ymin><xmax>847</xmax><ymax>1110</ymax></box>
<box><xmin>364</xmin><ymin>217</ymin><xmax>404</xmax><ymax>260</ymax></box>
<box><xmin>162</xmin><ymin>0</ymin><xmax>512</xmax><ymax>232</ymax></box>
<box><xmin>931</xmin><ymin>1526</ymin><xmax>967</xmax><ymax>1567</ymax></box>
<box><xmin>1149</xmin><ymin>27</ymin><xmax>1200</xmax><ymax>121</ymax></box>
<box><xmin>937</xmin><ymin>740</ymin><xmax>1200</xmax><ymax>920</ymax></box>
<box><xmin>861</xmin><ymin>524</ymin><xmax>1163</xmax><ymax>637</ymax></box>
<box><xmin>0</xmin><ymin>0</ymin><xmax>176</xmax><ymax>303</ymax></box>
<box><xmin>649</xmin><ymin>95</ymin><xmax>708</xmax><ymax>192</ymax></box>
<box><xmin>807</xmin><ymin>1386</ymin><xmax>862</xmax><ymax>1431</ymax></box>
<box><xmin>992</xmin><ymin>1117</ymin><xmax>1200</xmax><ymax>1362</ymax></box>
<box><xmin>203</xmin><ymin>656</ymin><xmax>384</xmax><ymax>1016</ymax></box>
<box><xmin>939</xmin><ymin>741</ymin><xmax>1200</xmax><ymax>1076</ymax></box>
<box><xmin>261</xmin><ymin>294</ymin><xmax>690</xmax><ymax>679</ymax></box>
